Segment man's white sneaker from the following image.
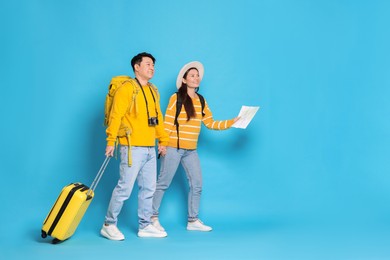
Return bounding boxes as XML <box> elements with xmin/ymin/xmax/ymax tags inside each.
<box><xmin>100</xmin><ymin>224</ymin><xmax>125</xmax><ymax>240</ymax></box>
<box><xmin>187</xmin><ymin>219</ymin><xmax>212</xmax><ymax>232</ymax></box>
<box><xmin>138</xmin><ymin>224</ymin><xmax>167</xmax><ymax>238</ymax></box>
<box><xmin>151</xmin><ymin>217</ymin><xmax>165</xmax><ymax>232</ymax></box>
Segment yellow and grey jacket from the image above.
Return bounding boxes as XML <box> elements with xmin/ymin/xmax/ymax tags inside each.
<box><xmin>106</xmin><ymin>78</ymin><xmax>169</xmax><ymax>147</ymax></box>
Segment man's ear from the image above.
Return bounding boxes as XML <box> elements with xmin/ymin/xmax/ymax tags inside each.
<box><xmin>134</xmin><ymin>63</ymin><xmax>140</xmax><ymax>73</ymax></box>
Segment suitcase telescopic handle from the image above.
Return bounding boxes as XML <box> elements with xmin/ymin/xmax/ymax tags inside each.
<box><xmin>87</xmin><ymin>156</ymin><xmax>111</xmax><ymax>197</ymax></box>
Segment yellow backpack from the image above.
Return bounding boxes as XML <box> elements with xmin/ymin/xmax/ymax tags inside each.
<box><xmin>104</xmin><ymin>75</ymin><xmax>138</xmax><ymax>127</ymax></box>
<box><xmin>104</xmin><ymin>76</ymin><xmax>139</xmax><ymax>165</ymax></box>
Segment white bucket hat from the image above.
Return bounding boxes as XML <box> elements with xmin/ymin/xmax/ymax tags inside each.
<box><xmin>176</xmin><ymin>61</ymin><xmax>204</xmax><ymax>89</ymax></box>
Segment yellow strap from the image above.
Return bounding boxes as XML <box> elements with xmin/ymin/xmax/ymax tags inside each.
<box><xmin>127</xmin><ymin>80</ymin><xmax>139</xmax><ymax>116</ymax></box>
<box><xmin>126</xmin><ymin>131</ymin><xmax>132</xmax><ymax>166</ymax></box>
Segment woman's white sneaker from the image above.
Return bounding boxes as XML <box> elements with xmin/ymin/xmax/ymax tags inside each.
<box><xmin>187</xmin><ymin>219</ymin><xmax>212</xmax><ymax>232</ymax></box>
<box><xmin>100</xmin><ymin>224</ymin><xmax>125</xmax><ymax>240</ymax></box>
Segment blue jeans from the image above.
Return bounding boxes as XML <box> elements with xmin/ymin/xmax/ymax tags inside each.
<box><xmin>104</xmin><ymin>146</ymin><xmax>157</xmax><ymax>229</ymax></box>
<box><xmin>152</xmin><ymin>147</ymin><xmax>202</xmax><ymax>221</ymax></box>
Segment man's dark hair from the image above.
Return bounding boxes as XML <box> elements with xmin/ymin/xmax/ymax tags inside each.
<box><xmin>131</xmin><ymin>52</ymin><xmax>155</xmax><ymax>72</ymax></box>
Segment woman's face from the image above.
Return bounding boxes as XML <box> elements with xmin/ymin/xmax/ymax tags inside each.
<box><xmin>183</xmin><ymin>68</ymin><xmax>200</xmax><ymax>89</ymax></box>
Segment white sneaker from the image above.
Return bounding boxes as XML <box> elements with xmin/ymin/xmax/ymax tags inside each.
<box><xmin>138</xmin><ymin>224</ymin><xmax>167</xmax><ymax>238</ymax></box>
<box><xmin>100</xmin><ymin>224</ymin><xmax>125</xmax><ymax>240</ymax></box>
<box><xmin>187</xmin><ymin>219</ymin><xmax>212</xmax><ymax>232</ymax></box>
<box><xmin>151</xmin><ymin>217</ymin><xmax>165</xmax><ymax>232</ymax></box>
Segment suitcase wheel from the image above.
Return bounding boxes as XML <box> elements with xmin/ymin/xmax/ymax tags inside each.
<box><xmin>52</xmin><ymin>238</ymin><xmax>62</xmax><ymax>244</ymax></box>
<box><xmin>41</xmin><ymin>230</ymin><xmax>47</xmax><ymax>238</ymax></box>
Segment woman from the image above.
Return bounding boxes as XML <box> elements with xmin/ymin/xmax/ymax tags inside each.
<box><xmin>151</xmin><ymin>61</ymin><xmax>239</xmax><ymax>233</ymax></box>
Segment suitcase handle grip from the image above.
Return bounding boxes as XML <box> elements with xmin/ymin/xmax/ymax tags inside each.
<box><xmin>87</xmin><ymin>156</ymin><xmax>111</xmax><ymax>197</ymax></box>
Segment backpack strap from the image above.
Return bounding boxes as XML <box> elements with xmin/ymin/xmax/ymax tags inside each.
<box><xmin>174</xmin><ymin>92</ymin><xmax>182</xmax><ymax>150</ymax></box>
<box><xmin>128</xmin><ymin>80</ymin><xmax>140</xmax><ymax>116</ymax></box>
<box><xmin>149</xmin><ymin>83</ymin><xmax>159</xmax><ymax>99</ymax></box>
<box><xmin>117</xmin><ymin>79</ymin><xmax>138</xmax><ymax>166</ymax></box>
<box><xmin>125</xmin><ymin>79</ymin><xmax>140</xmax><ymax>166</ymax></box>
<box><xmin>197</xmin><ymin>93</ymin><xmax>206</xmax><ymax>117</ymax></box>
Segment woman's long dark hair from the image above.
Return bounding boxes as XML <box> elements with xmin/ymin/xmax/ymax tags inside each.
<box><xmin>178</xmin><ymin>67</ymin><xmax>199</xmax><ymax>121</ymax></box>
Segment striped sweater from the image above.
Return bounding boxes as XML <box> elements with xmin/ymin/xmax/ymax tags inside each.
<box><xmin>164</xmin><ymin>93</ymin><xmax>235</xmax><ymax>149</ymax></box>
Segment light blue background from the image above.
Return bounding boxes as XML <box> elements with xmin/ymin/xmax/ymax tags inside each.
<box><xmin>1</xmin><ymin>0</ymin><xmax>390</xmax><ymax>259</ymax></box>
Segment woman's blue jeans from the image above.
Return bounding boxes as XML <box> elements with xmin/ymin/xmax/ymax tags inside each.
<box><xmin>152</xmin><ymin>147</ymin><xmax>202</xmax><ymax>221</ymax></box>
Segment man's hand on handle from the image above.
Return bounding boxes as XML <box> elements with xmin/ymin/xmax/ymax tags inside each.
<box><xmin>106</xmin><ymin>146</ymin><xmax>114</xmax><ymax>157</ymax></box>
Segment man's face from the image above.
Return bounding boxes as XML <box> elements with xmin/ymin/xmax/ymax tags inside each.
<box><xmin>135</xmin><ymin>57</ymin><xmax>155</xmax><ymax>80</ymax></box>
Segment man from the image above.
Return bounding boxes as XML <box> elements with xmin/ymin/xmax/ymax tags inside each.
<box><xmin>101</xmin><ymin>52</ymin><xmax>169</xmax><ymax>240</ymax></box>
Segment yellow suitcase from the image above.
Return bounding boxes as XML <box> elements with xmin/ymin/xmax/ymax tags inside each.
<box><xmin>41</xmin><ymin>157</ymin><xmax>110</xmax><ymax>243</ymax></box>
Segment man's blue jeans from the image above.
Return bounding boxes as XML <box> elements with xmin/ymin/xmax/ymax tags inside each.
<box><xmin>104</xmin><ymin>146</ymin><xmax>157</xmax><ymax>229</ymax></box>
